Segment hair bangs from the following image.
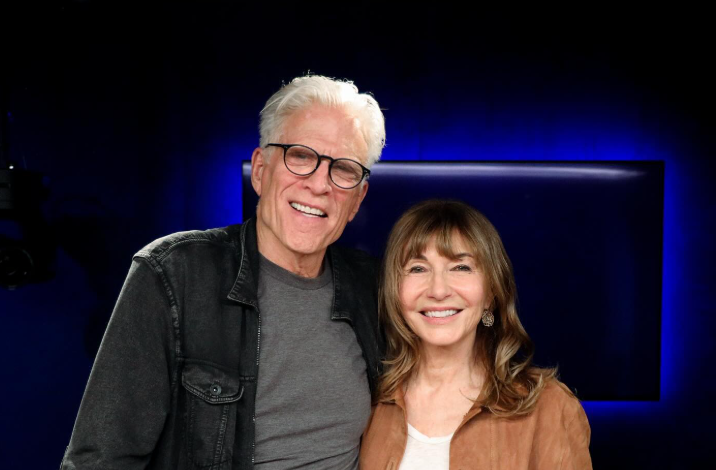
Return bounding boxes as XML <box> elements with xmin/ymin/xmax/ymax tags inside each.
<box><xmin>398</xmin><ymin>210</ymin><xmax>485</xmax><ymax>270</ymax></box>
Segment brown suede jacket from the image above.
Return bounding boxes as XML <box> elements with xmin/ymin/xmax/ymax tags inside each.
<box><xmin>360</xmin><ymin>380</ymin><xmax>592</xmax><ymax>470</ymax></box>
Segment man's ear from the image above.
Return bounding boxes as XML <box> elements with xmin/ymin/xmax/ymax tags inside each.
<box><xmin>251</xmin><ymin>147</ymin><xmax>265</xmax><ymax>196</ymax></box>
<box><xmin>348</xmin><ymin>181</ymin><xmax>369</xmax><ymax>222</ymax></box>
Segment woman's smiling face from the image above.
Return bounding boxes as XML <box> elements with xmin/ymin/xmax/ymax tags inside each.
<box><xmin>399</xmin><ymin>236</ymin><xmax>490</xmax><ymax>351</ymax></box>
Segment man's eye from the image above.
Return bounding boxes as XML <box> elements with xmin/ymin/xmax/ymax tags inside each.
<box><xmin>286</xmin><ymin>149</ymin><xmax>316</xmax><ymax>164</ymax></box>
<box><xmin>333</xmin><ymin>161</ymin><xmax>362</xmax><ymax>178</ymax></box>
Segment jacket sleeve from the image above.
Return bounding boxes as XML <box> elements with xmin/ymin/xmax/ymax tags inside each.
<box><xmin>560</xmin><ymin>400</ymin><xmax>593</xmax><ymax>470</ymax></box>
<box><xmin>61</xmin><ymin>257</ymin><xmax>175</xmax><ymax>469</ymax></box>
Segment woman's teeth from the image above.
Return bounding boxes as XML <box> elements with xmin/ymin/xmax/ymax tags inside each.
<box><xmin>422</xmin><ymin>309</ymin><xmax>459</xmax><ymax>318</ymax></box>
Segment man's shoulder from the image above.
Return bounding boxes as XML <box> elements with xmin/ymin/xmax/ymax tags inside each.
<box><xmin>134</xmin><ymin>224</ymin><xmax>244</xmax><ymax>263</ymax></box>
<box><xmin>330</xmin><ymin>244</ymin><xmax>380</xmax><ymax>274</ymax></box>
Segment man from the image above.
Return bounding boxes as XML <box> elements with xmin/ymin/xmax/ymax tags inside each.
<box><xmin>62</xmin><ymin>75</ymin><xmax>386</xmax><ymax>469</ymax></box>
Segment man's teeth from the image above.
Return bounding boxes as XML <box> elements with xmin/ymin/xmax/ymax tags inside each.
<box><xmin>423</xmin><ymin>309</ymin><xmax>459</xmax><ymax>318</ymax></box>
<box><xmin>291</xmin><ymin>202</ymin><xmax>326</xmax><ymax>217</ymax></box>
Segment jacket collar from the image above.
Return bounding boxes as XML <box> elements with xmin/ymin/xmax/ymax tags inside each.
<box><xmin>327</xmin><ymin>244</ymin><xmax>356</xmax><ymax>323</ymax></box>
<box><xmin>227</xmin><ymin>218</ymin><xmax>261</xmax><ymax>308</ymax></box>
<box><xmin>385</xmin><ymin>384</ymin><xmax>406</xmax><ymax>408</ymax></box>
<box><xmin>226</xmin><ymin>218</ymin><xmax>360</xmax><ymax>324</ymax></box>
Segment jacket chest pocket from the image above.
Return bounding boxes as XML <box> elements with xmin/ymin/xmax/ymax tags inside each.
<box><xmin>182</xmin><ymin>360</ymin><xmax>244</xmax><ymax>469</ymax></box>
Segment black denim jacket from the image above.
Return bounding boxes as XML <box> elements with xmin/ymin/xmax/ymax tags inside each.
<box><xmin>61</xmin><ymin>218</ymin><xmax>383</xmax><ymax>470</ymax></box>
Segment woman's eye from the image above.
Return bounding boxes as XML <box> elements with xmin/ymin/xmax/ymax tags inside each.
<box><xmin>452</xmin><ymin>264</ymin><xmax>472</xmax><ymax>272</ymax></box>
<box><xmin>407</xmin><ymin>265</ymin><xmax>426</xmax><ymax>274</ymax></box>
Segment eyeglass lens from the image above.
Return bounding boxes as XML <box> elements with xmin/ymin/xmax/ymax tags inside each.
<box><xmin>284</xmin><ymin>146</ymin><xmax>364</xmax><ymax>188</ymax></box>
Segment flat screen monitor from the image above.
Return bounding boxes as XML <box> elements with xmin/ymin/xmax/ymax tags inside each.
<box><xmin>243</xmin><ymin>161</ymin><xmax>664</xmax><ymax>401</ymax></box>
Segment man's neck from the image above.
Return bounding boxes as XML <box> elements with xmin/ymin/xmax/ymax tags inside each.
<box><xmin>255</xmin><ymin>222</ymin><xmax>326</xmax><ymax>278</ymax></box>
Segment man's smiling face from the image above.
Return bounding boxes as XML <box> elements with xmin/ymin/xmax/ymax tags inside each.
<box><xmin>251</xmin><ymin>104</ymin><xmax>369</xmax><ymax>273</ymax></box>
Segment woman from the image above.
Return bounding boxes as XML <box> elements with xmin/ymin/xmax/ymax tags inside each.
<box><xmin>360</xmin><ymin>200</ymin><xmax>592</xmax><ymax>470</ymax></box>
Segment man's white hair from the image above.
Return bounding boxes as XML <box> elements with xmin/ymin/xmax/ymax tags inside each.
<box><xmin>259</xmin><ymin>75</ymin><xmax>386</xmax><ymax>168</ymax></box>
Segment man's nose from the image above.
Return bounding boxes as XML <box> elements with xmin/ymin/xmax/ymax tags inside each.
<box><xmin>304</xmin><ymin>158</ymin><xmax>332</xmax><ymax>193</ymax></box>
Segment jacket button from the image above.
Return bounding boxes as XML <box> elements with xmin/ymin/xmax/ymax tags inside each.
<box><xmin>210</xmin><ymin>384</ymin><xmax>222</xmax><ymax>396</ymax></box>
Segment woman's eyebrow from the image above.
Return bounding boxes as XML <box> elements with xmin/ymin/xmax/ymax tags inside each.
<box><xmin>407</xmin><ymin>253</ymin><xmax>474</xmax><ymax>261</ymax></box>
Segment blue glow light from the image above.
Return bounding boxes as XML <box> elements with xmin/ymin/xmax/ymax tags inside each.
<box><xmin>373</xmin><ymin>163</ymin><xmax>645</xmax><ymax>179</ymax></box>
<box><xmin>217</xmin><ymin>104</ymin><xmax>680</xmax><ymax>419</ymax></box>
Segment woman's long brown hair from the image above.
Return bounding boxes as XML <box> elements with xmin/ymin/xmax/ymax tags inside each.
<box><xmin>378</xmin><ymin>200</ymin><xmax>563</xmax><ymax>416</ymax></box>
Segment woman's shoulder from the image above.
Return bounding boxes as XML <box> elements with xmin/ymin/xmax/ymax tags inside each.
<box><xmin>535</xmin><ymin>378</ymin><xmax>579</xmax><ymax>408</ymax></box>
<box><xmin>529</xmin><ymin>379</ymin><xmax>593</xmax><ymax>468</ymax></box>
<box><xmin>539</xmin><ymin>378</ymin><xmax>578</xmax><ymax>402</ymax></box>
<box><xmin>531</xmin><ymin>378</ymin><xmax>590</xmax><ymax>431</ymax></box>
<box><xmin>486</xmin><ymin>380</ymin><xmax>592</xmax><ymax>469</ymax></box>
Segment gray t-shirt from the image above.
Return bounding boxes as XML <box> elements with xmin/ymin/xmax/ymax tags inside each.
<box><xmin>253</xmin><ymin>254</ymin><xmax>371</xmax><ymax>470</ymax></box>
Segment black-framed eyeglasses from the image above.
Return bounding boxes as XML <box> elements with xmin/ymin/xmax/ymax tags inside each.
<box><xmin>266</xmin><ymin>143</ymin><xmax>370</xmax><ymax>190</ymax></box>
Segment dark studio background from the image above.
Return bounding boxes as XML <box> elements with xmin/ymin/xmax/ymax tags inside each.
<box><xmin>1</xmin><ymin>2</ymin><xmax>714</xmax><ymax>468</ymax></box>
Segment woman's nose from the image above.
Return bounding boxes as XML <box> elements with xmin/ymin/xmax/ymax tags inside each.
<box><xmin>426</xmin><ymin>271</ymin><xmax>452</xmax><ymax>300</ymax></box>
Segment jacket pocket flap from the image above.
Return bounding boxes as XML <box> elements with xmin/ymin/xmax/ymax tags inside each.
<box><xmin>182</xmin><ymin>361</ymin><xmax>244</xmax><ymax>404</ymax></box>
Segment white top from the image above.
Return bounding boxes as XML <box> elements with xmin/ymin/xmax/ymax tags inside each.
<box><xmin>398</xmin><ymin>423</ymin><xmax>453</xmax><ymax>470</ymax></box>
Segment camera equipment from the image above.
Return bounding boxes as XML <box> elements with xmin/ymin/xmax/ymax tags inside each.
<box><xmin>0</xmin><ymin>168</ymin><xmax>52</xmax><ymax>289</ymax></box>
